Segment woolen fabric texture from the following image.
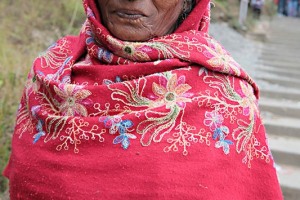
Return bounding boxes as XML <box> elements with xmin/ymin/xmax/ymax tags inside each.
<box><xmin>4</xmin><ymin>0</ymin><xmax>283</xmax><ymax>199</ymax></box>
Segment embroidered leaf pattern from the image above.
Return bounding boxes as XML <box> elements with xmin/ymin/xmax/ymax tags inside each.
<box><xmin>203</xmin><ymin>38</ymin><xmax>241</xmax><ymax>76</ymax></box>
<box><xmin>194</xmin><ymin>73</ymin><xmax>270</xmax><ymax>167</ymax></box>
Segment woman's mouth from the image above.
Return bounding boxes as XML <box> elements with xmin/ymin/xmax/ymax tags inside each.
<box><xmin>115</xmin><ymin>10</ymin><xmax>145</xmax><ymax>20</ymax></box>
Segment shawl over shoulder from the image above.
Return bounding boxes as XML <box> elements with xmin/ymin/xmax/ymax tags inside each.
<box><xmin>4</xmin><ymin>0</ymin><xmax>283</xmax><ymax>199</ymax></box>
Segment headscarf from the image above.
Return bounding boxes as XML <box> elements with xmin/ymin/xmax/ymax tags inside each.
<box><xmin>4</xmin><ymin>0</ymin><xmax>283</xmax><ymax>199</ymax></box>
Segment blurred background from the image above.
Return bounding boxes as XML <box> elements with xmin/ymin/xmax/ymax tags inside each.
<box><xmin>0</xmin><ymin>0</ymin><xmax>299</xmax><ymax>199</ymax></box>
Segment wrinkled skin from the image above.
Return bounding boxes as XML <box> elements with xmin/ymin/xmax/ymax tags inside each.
<box><xmin>96</xmin><ymin>0</ymin><xmax>187</xmax><ymax>41</ymax></box>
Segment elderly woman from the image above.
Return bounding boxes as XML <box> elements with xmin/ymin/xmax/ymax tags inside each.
<box><xmin>4</xmin><ymin>0</ymin><xmax>283</xmax><ymax>199</ymax></box>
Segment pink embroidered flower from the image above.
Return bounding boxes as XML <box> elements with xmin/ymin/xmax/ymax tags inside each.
<box><xmin>26</xmin><ymin>68</ymin><xmax>41</xmax><ymax>94</ymax></box>
<box><xmin>54</xmin><ymin>84</ymin><xmax>92</xmax><ymax>116</ymax></box>
<box><xmin>151</xmin><ymin>73</ymin><xmax>193</xmax><ymax>109</ymax></box>
<box><xmin>26</xmin><ymin>75</ymin><xmax>41</xmax><ymax>94</ymax></box>
<box><xmin>204</xmin><ymin>38</ymin><xmax>241</xmax><ymax>76</ymax></box>
<box><xmin>204</xmin><ymin>110</ymin><xmax>224</xmax><ymax>131</ymax></box>
<box><xmin>238</xmin><ymin>81</ymin><xmax>257</xmax><ymax>117</ymax></box>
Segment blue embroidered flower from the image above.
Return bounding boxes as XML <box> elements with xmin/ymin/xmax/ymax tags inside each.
<box><xmin>86</xmin><ymin>7</ymin><xmax>95</xmax><ymax>19</ymax></box>
<box><xmin>213</xmin><ymin>126</ymin><xmax>229</xmax><ymax>140</ymax></box>
<box><xmin>113</xmin><ymin>120</ymin><xmax>136</xmax><ymax>150</ymax></box>
<box><xmin>103</xmin><ymin>76</ymin><xmax>122</xmax><ymax>85</ymax></box>
<box><xmin>99</xmin><ymin>116</ymin><xmax>136</xmax><ymax>149</ymax></box>
<box><xmin>204</xmin><ymin>111</ymin><xmax>234</xmax><ymax>155</ymax></box>
<box><xmin>31</xmin><ymin>105</ymin><xmax>41</xmax><ymax>118</ymax></box>
<box><xmin>86</xmin><ymin>30</ymin><xmax>95</xmax><ymax>45</ymax></box>
<box><xmin>212</xmin><ymin>126</ymin><xmax>233</xmax><ymax>154</ymax></box>
<box><xmin>215</xmin><ymin>139</ymin><xmax>233</xmax><ymax>155</ymax></box>
<box><xmin>98</xmin><ymin>47</ymin><xmax>113</xmax><ymax>63</ymax></box>
<box><xmin>33</xmin><ymin>119</ymin><xmax>46</xmax><ymax>144</ymax></box>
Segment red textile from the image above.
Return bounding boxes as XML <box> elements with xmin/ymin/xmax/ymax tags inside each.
<box><xmin>4</xmin><ymin>0</ymin><xmax>283</xmax><ymax>199</ymax></box>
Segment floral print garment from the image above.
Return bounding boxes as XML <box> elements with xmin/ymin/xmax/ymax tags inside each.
<box><xmin>4</xmin><ymin>0</ymin><xmax>283</xmax><ymax>199</ymax></box>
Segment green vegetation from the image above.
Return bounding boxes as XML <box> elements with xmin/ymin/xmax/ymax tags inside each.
<box><xmin>0</xmin><ymin>0</ymin><xmax>85</xmax><ymax>196</ymax></box>
<box><xmin>212</xmin><ymin>0</ymin><xmax>277</xmax><ymax>32</ymax></box>
<box><xmin>211</xmin><ymin>0</ymin><xmax>240</xmax><ymax>23</ymax></box>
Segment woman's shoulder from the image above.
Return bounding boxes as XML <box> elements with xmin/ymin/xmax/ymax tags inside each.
<box><xmin>32</xmin><ymin>35</ymin><xmax>84</xmax><ymax>71</ymax></box>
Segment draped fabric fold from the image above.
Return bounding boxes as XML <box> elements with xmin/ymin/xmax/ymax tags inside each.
<box><xmin>4</xmin><ymin>0</ymin><xmax>283</xmax><ymax>199</ymax></box>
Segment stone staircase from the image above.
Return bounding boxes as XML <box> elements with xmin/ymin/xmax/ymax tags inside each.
<box><xmin>254</xmin><ymin>17</ymin><xmax>300</xmax><ymax>200</ymax></box>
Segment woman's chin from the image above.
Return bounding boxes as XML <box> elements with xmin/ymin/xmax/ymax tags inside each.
<box><xmin>110</xmin><ymin>29</ymin><xmax>152</xmax><ymax>42</ymax></box>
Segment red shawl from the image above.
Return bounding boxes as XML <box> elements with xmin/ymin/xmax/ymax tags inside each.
<box><xmin>4</xmin><ymin>0</ymin><xmax>283</xmax><ymax>199</ymax></box>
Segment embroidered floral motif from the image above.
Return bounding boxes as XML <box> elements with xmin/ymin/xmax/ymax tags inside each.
<box><xmin>37</xmin><ymin>38</ymin><xmax>72</xmax><ymax>69</ymax></box>
<box><xmin>194</xmin><ymin>74</ymin><xmax>270</xmax><ymax>167</ymax></box>
<box><xmin>163</xmin><ymin>121</ymin><xmax>211</xmax><ymax>156</ymax></box>
<box><xmin>99</xmin><ymin>116</ymin><xmax>136</xmax><ymax>149</ymax></box>
<box><xmin>203</xmin><ymin>38</ymin><xmax>241</xmax><ymax>76</ymax></box>
<box><xmin>204</xmin><ymin>110</ymin><xmax>233</xmax><ymax>155</ymax></box>
<box><xmin>98</xmin><ymin>47</ymin><xmax>113</xmax><ymax>63</ymax></box>
<box><xmin>134</xmin><ymin>72</ymin><xmax>194</xmax><ymax>150</ymax></box>
<box><xmin>14</xmin><ymin>2</ymin><xmax>271</xmax><ymax>170</ymax></box>
<box><xmin>107</xmin><ymin>72</ymin><xmax>218</xmax><ymax>156</ymax></box>
<box><xmin>198</xmin><ymin>67</ymin><xmax>209</xmax><ymax>76</ymax></box>
<box><xmin>214</xmin><ymin>127</ymin><xmax>233</xmax><ymax>155</ymax></box>
<box><xmin>56</xmin><ymin>118</ymin><xmax>105</xmax><ymax>153</ymax></box>
<box><xmin>204</xmin><ymin>110</ymin><xmax>224</xmax><ymax>131</ymax></box>
<box><xmin>104</xmin><ymin>33</ymin><xmax>204</xmax><ymax>62</ymax></box>
<box><xmin>33</xmin><ymin>119</ymin><xmax>46</xmax><ymax>144</ymax></box>
<box><xmin>54</xmin><ymin>84</ymin><xmax>92</xmax><ymax>117</ymax></box>
<box><xmin>26</xmin><ymin>72</ymin><xmax>41</xmax><ymax>95</ymax></box>
<box><xmin>151</xmin><ymin>73</ymin><xmax>193</xmax><ymax>109</ymax></box>
<box><xmin>237</xmin><ymin>81</ymin><xmax>258</xmax><ymax>118</ymax></box>
<box><xmin>30</xmin><ymin>105</ymin><xmax>45</xmax><ymax>144</ymax></box>
<box><xmin>103</xmin><ymin>76</ymin><xmax>122</xmax><ymax>85</ymax></box>
<box><xmin>86</xmin><ymin>6</ymin><xmax>95</xmax><ymax>19</ymax></box>
<box><xmin>15</xmin><ymin>99</ymin><xmax>35</xmax><ymax>138</ymax></box>
<box><xmin>85</xmin><ymin>24</ymin><xmax>114</xmax><ymax>63</ymax></box>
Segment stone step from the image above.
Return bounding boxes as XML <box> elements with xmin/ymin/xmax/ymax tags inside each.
<box><xmin>271</xmin><ymin>29</ymin><xmax>300</xmax><ymax>33</ymax></box>
<box><xmin>256</xmin><ymin>16</ymin><xmax>300</xmax><ymax>200</ymax></box>
<box><xmin>258</xmin><ymin>86</ymin><xmax>300</xmax><ymax>101</ymax></box>
<box><xmin>259</xmin><ymin>97</ymin><xmax>300</xmax><ymax>118</ymax></box>
<box><xmin>261</xmin><ymin>50</ymin><xmax>300</xmax><ymax>56</ymax></box>
<box><xmin>267</xmin><ymin>39</ymin><xmax>300</xmax><ymax>44</ymax></box>
<box><xmin>255</xmin><ymin>75</ymin><xmax>300</xmax><ymax>90</ymax></box>
<box><xmin>267</xmin><ymin>38</ymin><xmax>299</xmax><ymax>43</ymax></box>
<box><xmin>266</xmin><ymin>41</ymin><xmax>300</xmax><ymax>46</ymax></box>
<box><xmin>258</xmin><ymin>55</ymin><xmax>300</xmax><ymax>64</ymax></box>
<box><xmin>264</xmin><ymin>42</ymin><xmax>300</xmax><ymax>48</ymax></box>
<box><xmin>257</xmin><ymin>60</ymin><xmax>300</xmax><ymax>69</ymax></box>
<box><xmin>268</xmin><ymin>135</ymin><xmax>300</xmax><ymax>167</ymax></box>
<box><xmin>262</xmin><ymin>113</ymin><xmax>300</xmax><ymax>139</ymax></box>
<box><xmin>257</xmin><ymin>65</ymin><xmax>300</xmax><ymax>75</ymax></box>
<box><xmin>269</xmin><ymin>31</ymin><xmax>300</xmax><ymax>35</ymax></box>
<box><xmin>260</xmin><ymin>47</ymin><xmax>299</xmax><ymax>55</ymax></box>
<box><xmin>271</xmin><ymin>23</ymin><xmax>300</xmax><ymax>28</ymax></box>
<box><xmin>256</xmin><ymin>64</ymin><xmax>300</xmax><ymax>73</ymax></box>
<box><xmin>259</xmin><ymin>52</ymin><xmax>299</xmax><ymax>60</ymax></box>
<box><xmin>256</xmin><ymin>65</ymin><xmax>300</xmax><ymax>78</ymax></box>
<box><xmin>268</xmin><ymin>31</ymin><xmax>300</xmax><ymax>35</ymax></box>
<box><xmin>262</xmin><ymin>43</ymin><xmax>300</xmax><ymax>49</ymax></box>
<box><xmin>261</xmin><ymin>52</ymin><xmax>299</xmax><ymax>59</ymax></box>
<box><xmin>258</xmin><ymin>57</ymin><xmax>299</xmax><ymax>63</ymax></box>
<box><xmin>276</xmin><ymin>164</ymin><xmax>300</xmax><ymax>200</ymax></box>
<box><xmin>264</xmin><ymin>34</ymin><xmax>299</xmax><ymax>39</ymax></box>
<box><xmin>268</xmin><ymin>33</ymin><xmax>300</xmax><ymax>37</ymax></box>
<box><xmin>271</xmin><ymin>24</ymin><xmax>300</xmax><ymax>29</ymax></box>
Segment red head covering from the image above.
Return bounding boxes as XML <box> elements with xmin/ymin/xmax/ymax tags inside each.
<box><xmin>3</xmin><ymin>0</ymin><xmax>282</xmax><ymax>199</ymax></box>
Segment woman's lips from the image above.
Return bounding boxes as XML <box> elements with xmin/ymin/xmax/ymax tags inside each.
<box><xmin>115</xmin><ymin>10</ymin><xmax>146</xmax><ymax>20</ymax></box>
